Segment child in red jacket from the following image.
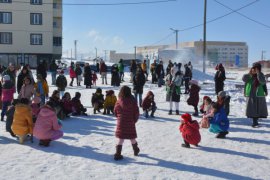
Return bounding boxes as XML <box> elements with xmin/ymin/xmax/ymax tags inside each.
<box><xmin>141</xmin><ymin>91</ymin><xmax>157</xmax><ymax>118</ymax></box>
<box><xmin>179</xmin><ymin>113</ymin><xmax>201</xmax><ymax>148</ymax></box>
<box><xmin>92</xmin><ymin>72</ymin><xmax>98</xmax><ymax>86</ymax></box>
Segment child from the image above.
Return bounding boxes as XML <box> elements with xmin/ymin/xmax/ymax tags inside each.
<box><xmin>92</xmin><ymin>71</ymin><xmax>98</xmax><ymax>86</ymax></box>
<box><xmin>34</xmin><ymin>74</ymin><xmax>49</xmax><ymax>105</ymax></box>
<box><xmin>61</xmin><ymin>92</ymin><xmax>73</xmax><ymax>117</ymax></box>
<box><xmin>199</xmin><ymin>96</ymin><xmax>212</xmax><ymax>114</ymax></box>
<box><xmin>103</xmin><ymin>90</ymin><xmax>117</xmax><ymax>115</ymax></box>
<box><xmin>31</xmin><ymin>96</ymin><xmax>41</xmax><ymax>123</ymax></box>
<box><xmin>200</xmin><ymin>96</ymin><xmax>213</xmax><ymax>128</ymax></box>
<box><xmin>11</xmin><ymin>98</ymin><xmax>33</xmax><ymax>144</ymax></box>
<box><xmin>1</xmin><ymin>75</ymin><xmax>15</xmax><ymax>121</ymax></box>
<box><xmin>71</xmin><ymin>92</ymin><xmax>87</xmax><ymax>116</ymax></box>
<box><xmin>91</xmin><ymin>88</ymin><xmax>104</xmax><ymax>114</ymax></box>
<box><xmin>6</xmin><ymin>99</ymin><xmax>19</xmax><ymax>137</ymax></box>
<box><xmin>33</xmin><ymin>101</ymin><xmax>63</xmax><ymax>147</ymax></box>
<box><xmin>114</xmin><ymin>86</ymin><xmax>140</xmax><ymax>160</ymax></box>
<box><xmin>18</xmin><ymin>76</ymin><xmax>34</xmax><ymax>101</ymax></box>
<box><xmin>48</xmin><ymin>90</ymin><xmax>65</xmax><ymax>120</ymax></box>
<box><xmin>75</xmin><ymin>64</ymin><xmax>82</xmax><ymax>86</ymax></box>
<box><xmin>187</xmin><ymin>80</ymin><xmax>200</xmax><ymax>116</ymax></box>
<box><xmin>217</xmin><ymin>91</ymin><xmax>231</xmax><ymax>116</ymax></box>
<box><xmin>209</xmin><ymin>102</ymin><xmax>229</xmax><ymax>139</ymax></box>
<box><xmin>179</xmin><ymin>113</ymin><xmax>201</xmax><ymax>148</ymax></box>
<box><xmin>56</xmin><ymin>70</ymin><xmax>67</xmax><ymax>98</ymax></box>
<box><xmin>142</xmin><ymin>91</ymin><xmax>157</xmax><ymax>118</ymax></box>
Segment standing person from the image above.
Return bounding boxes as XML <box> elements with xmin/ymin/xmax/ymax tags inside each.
<box><xmin>242</xmin><ymin>63</ymin><xmax>268</xmax><ymax>127</ymax></box>
<box><xmin>118</xmin><ymin>59</ymin><xmax>124</xmax><ymax>82</ymax></box>
<box><xmin>96</xmin><ymin>61</ymin><xmax>100</xmax><ymax>73</ymax></box>
<box><xmin>75</xmin><ymin>64</ymin><xmax>82</xmax><ymax>86</ymax></box>
<box><xmin>150</xmin><ymin>60</ymin><xmax>158</xmax><ymax>84</ymax></box>
<box><xmin>25</xmin><ymin>64</ymin><xmax>34</xmax><ymax>83</ymax></box>
<box><xmin>69</xmin><ymin>62</ymin><xmax>76</xmax><ymax>86</ymax></box>
<box><xmin>141</xmin><ymin>60</ymin><xmax>148</xmax><ymax>81</ymax></box>
<box><xmin>92</xmin><ymin>71</ymin><xmax>98</xmax><ymax>86</ymax></box>
<box><xmin>166</xmin><ymin>67</ymin><xmax>182</xmax><ymax>115</ymax></box>
<box><xmin>18</xmin><ymin>77</ymin><xmax>34</xmax><ymax>101</ymax></box>
<box><xmin>36</xmin><ymin>61</ymin><xmax>47</xmax><ymax>81</ymax></box>
<box><xmin>56</xmin><ymin>70</ymin><xmax>67</xmax><ymax>98</ymax></box>
<box><xmin>34</xmin><ymin>74</ymin><xmax>49</xmax><ymax>105</ymax></box>
<box><xmin>214</xmin><ymin>63</ymin><xmax>226</xmax><ymax>95</ymax></box>
<box><xmin>130</xmin><ymin>60</ymin><xmax>137</xmax><ymax>83</ymax></box>
<box><xmin>2</xmin><ymin>63</ymin><xmax>16</xmax><ymax>87</ymax></box>
<box><xmin>17</xmin><ymin>65</ymin><xmax>30</xmax><ymax>93</ymax></box>
<box><xmin>49</xmin><ymin>60</ymin><xmax>58</xmax><ymax>85</ymax></box>
<box><xmin>133</xmin><ymin>65</ymin><xmax>146</xmax><ymax>107</ymax></box>
<box><xmin>99</xmin><ymin>60</ymin><xmax>107</xmax><ymax>85</ymax></box>
<box><xmin>188</xmin><ymin>61</ymin><xmax>193</xmax><ymax>79</ymax></box>
<box><xmin>84</xmin><ymin>63</ymin><xmax>92</xmax><ymax>89</ymax></box>
<box><xmin>111</xmin><ymin>64</ymin><xmax>120</xmax><ymax>87</ymax></box>
<box><xmin>156</xmin><ymin>61</ymin><xmax>165</xmax><ymax>87</ymax></box>
<box><xmin>183</xmin><ymin>64</ymin><xmax>192</xmax><ymax>94</ymax></box>
<box><xmin>187</xmin><ymin>80</ymin><xmax>200</xmax><ymax>116</ymax></box>
<box><xmin>1</xmin><ymin>75</ymin><xmax>15</xmax><ymax>121</ymax></box>
<box><xmin>114</xmin><ymin>86</ymin><xmax>140</xmax><ymax>160</ymax></box>
<box><xmin>166</xmin><ymin>60</ymin><xmax>174</xmax><ymax>76</ymax></box>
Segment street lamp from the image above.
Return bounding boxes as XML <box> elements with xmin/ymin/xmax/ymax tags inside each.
<box><xmin>170</xmin><ymin>28</ymin><xmax>179</xmax><ymax>49</ymax></box>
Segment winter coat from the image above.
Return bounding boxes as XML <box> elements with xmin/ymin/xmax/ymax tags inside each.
<box><xmin>104</xmin><ymin>95</ymin><xmax>117</xmax><ymax>109</ymax></box>
<box><xmin>1</xmin><ymin>80</ymin><xmax>15</xmax><ymax>102</ymax></box>
<box><xmin>183</xmin><ymin>66</ymin><xmax>192</xmax><ymax>80</ymax></box>
<box><xmin>217</xmin><ymin>96</ymin><xmax>231</xmax><ymax>116</ymax></box>
<box><xmin>111</xmin><ymin>65</ymin><xmax>120</xmax><ymax>86</ymax></box>
<box><xmin>242</xmin><ymin>73</ymin><xmax>268</xmax><ymax>118</ymax></box>
<box><xmin>17</xmin><ymin>72</ymin><xmax>30</xmax><ymax>93</ymax></box>
<box><xmin>114</xmin><ymin>97</ymin><xmax>139</xmax><ymax>139</ymax></box>
<box><xmin>18</xmin><ymin>84</ymin><xmax>34</xmax><ymax>100</ymax></box>
<box><xmin>91</xmin><ymin>93</ymin><xmax>104</xmax><ymax>108</ymax></box>
<box><xmin>92</xmin><ymin>73</ymin><xmax>98</xmax><ymax>81</ymax></box>
<box><xmin>84</xmin><ymin>66</ymin><xmax>92</xmax><ymax>86</ymax></box>
<box><xmin>34</xmin><ymin>106</ymin><xmax>62</xmax><ymax>140</ymax></box>
<box><xmin>214</xmin><ymin>70</ymin><xmax>226</xmax><ymax>94</ymax></box>
<box><xmin>2</xmin><ymin>69</ymin><xmax>16</xmax><ymax>85</ymax></box>
<box><xmin>142</xmin><ymin>92</ymin><xmax>155</xmax><ymax>111</ymax></box>
<box><xmin>11</xmin><ymin>104</ymin><xmax>33</xmax><ymax>136</ymax></box>
<box><xmin>31</xmin><ymin>103</ymin><xmax>40</xmax><ymax>119</ymax></box>
<box><xmin>130</xmin><ymin>62</ymin><xmax>137</xmax><ymax>74</ymax></box>
<box><xmin>61</xmin><ymin>98</ymin><xmax>73</xmax><ymax>114</ymax></box>
<box><xmin>209</xmin><ymin>107</ymin><xmax>229</xmax><ymax>132</ymax></box>
<box><xmin>34</xmin><ymin>80</ymin><xmax>49</xmax><ymax>97</ymax></box>
<box><xmin>179</xmin><ymin>120</ymin><xmax>201</xmax><ymax>145</ymax></box>
<box><xmin>133</xmin><ymin>72</ymin><xmax>146</xmax><ymax>94</ymax></box>
<box><xmin>6</xmin><ymin>105</ymin><xmax>15</xmax><ymax>133</ymax></box>
<box><xmin>166</xmin><ymin>62</ymin><xmax>173</xmax><ymax>75</ymax></box>
<box><xmin>69</xmin><ymin>65</ymin><xmax>76</xmax><ymax>78</ymax></box>
<box><xmin>56</xmin><ymin>75</ymin><xmax>67</xmax><ymax>91</ymax></box>
<box><xmin>118</xmin><ymin>62</ymin><xmax>124</xmax><ymax>73</ymax></box>
<box><xmin>71</xmin><ymin>97</ymin><xmax>85</xmax><ymax>114</ymax></box>
<box><xmin>37</xmin><ymin>63</ymin><xmax>47</xmax><ymax>80</ymax></box>
<box><xmin>155</xmin><ymin>64</ymin><xmax>164</xmax><ymax>78</ymax></box>
<box><xmin>75</xmin><ymin>67</ymin><xmax>82</xmax><ymax>76</ymax></box>
<box><xmin>166</xmin><ymin>74</ymin><xmax>181</xmax><ymax>102</ymax></box>
<box><xmin>100</xmin><ymin>63</ymin><xmax>107</xmax><ymax>73</ymax></box>
<box><xmin>141</xmin><ymin>63</ymin><xmax>147</xmax><ymax>72</ymax></box>
<box><xmin>187</xmin><ymin>84</ymin><xmax>200</xmax><ymax>107</ymax></box>
<box><xmin>49</xmin><ymin>62</ymin><xmax>58</xmax><ymax>72</ymax></box>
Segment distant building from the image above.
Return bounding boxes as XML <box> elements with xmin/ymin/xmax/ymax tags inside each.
<box><xmin>0</xmin><ymin>0</ymin><xmax>63</xmax><ymax>67</ymax></box>
<box><xmin>109</xmin><ymin>50</ymin><xmax>143</xmax><ymax>65</ymax></box>
<box><xmin>255</xmin><ymin>60</ymin><xmax>270</xmax><ymax>68</ymax></box>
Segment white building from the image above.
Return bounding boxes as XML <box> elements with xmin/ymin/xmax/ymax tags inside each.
<box><xmin>0</xmin><ymin>0</ymin><xmax>62</xmax><ymax>67</ymax></box>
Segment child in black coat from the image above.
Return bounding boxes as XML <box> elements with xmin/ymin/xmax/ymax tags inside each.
<box><xmin>6</xmin><ymin>99</ymin><xmax>19</xmax><ymax>137</ymax></box>
<box><xmin>91</xmin><ymin>88</ymin><xmax>104</xmax><ymax>114</ymax></box>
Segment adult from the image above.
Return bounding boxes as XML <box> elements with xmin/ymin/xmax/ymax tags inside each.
<box><xmin>25</xmin><ymin>64</ymin><xmax>34</xmax><ymax>83</ymax></box>
<box><xmin>49</xmin><ymin>60</ymin><xmax>58</xmax><ymax>85</ymax></box>
<box><xmin>99</xmin><ymin>60</ymin><xmax>107</xmax><ymax>85</ymax></box>
<box><xmin>17</xmin><ymin>65</ymin><xmax>30</xmax><ymax>93</ymax></box>
<box><xmin>130</xmin><ymin>60</ymin><xmax>137</xmax><ymax>83</ymax></box>
<box><xmin>188</xmin><ymin>61</ymin><xmax>193</xmax><ymax>79</ymax></box>
<box><xmin>118</xmin><ymin>59</ymin><xmax>125</xmax><ymax>82</ymax></box>
<box><xmin>150</xmin><ymin>60</ymin><xmax>158</xmax><ymax>84</ymax></box>
<box><xmin>141</xmin><ymin>60</ymin><xmax>148</xmax><ymax>81</ymax></box>
<box><xmin>36</xmin><ymin>60</ymin><xmax>47</xmax><ymax>81</ymax></box>
<box><xmin>69</xmin><ymin>62</ymin><xmax>76</xmax><ymax>86</ymax></box>
<box><xmin>75</xmin><ymin>64</ymin><xmax>82</xmax><ymax>86</ymax></box>
<box><xmin>214</xmin><ymin>63</ymin><xmax>226</xmax><ymax>95</ymax></box>
<box><xmin>166</xmin><ymin>60</ymin><xmax>174</xmax><ymax>76</ymax></box>
<box><xmin>242</xmin><ymin>63</ymin><xmax>268</xmax><ymax>127</ymax></box>
<box><xmin>84</xmin><ymin>63</ymin><xmax>92</xmax><ymax>89</ymax></box>
<box><xmin>114</xmin><ymin>86</ymin><xmax>140</xmax><ymax>160</ymax></box>
<box><xmin>2</xmin><ymin>63</ymin><xmax>16</xmax><ymax>87</ymax></box>
<box><xmin>96</xmin><ymin>62</ymin><xmax>100</xmax><ymax>73</ymax></box>
<box><xmin>111</xmin><ymin>64</ymin><xmax>120</xmax><ymax>87</ymax></box>
<box><xmin>156</xmin><ymin>61</ymin><xmax>165</xmax><ymax>87</ymax></box>
<box><xmin>183</xmin><ymin>64</ymin><xmax>192</xmax><ymax>94</ymax></box>
<box><xmin>133</xmin><ymin>65</ymin><xmax>146</xmax><ymax>107</ymax></box>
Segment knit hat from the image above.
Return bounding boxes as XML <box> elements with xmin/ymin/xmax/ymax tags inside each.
<box><xmin>96</xmin><ymin>88</ymin><xmax>102</xmax><ymax>94</ymax></box>
<box><xmin>181</xmin><ymin>113</ymin><xmax>192</xmax><ymax>123</ymax></box>
<box><xmin>3</xmin><ymin>75</ymin><xmax>10</xmax><ymax>81</ymax></box>
<box><xmin>252</xmin><ymin>62</ymin><xmax>262</xmax><ymax>71</ymax></box>
<box><xmin>189</xmin><ymin>79</ymin><xmax>198</xmax><ymax>86</ymax></box>
<box><xmin>32</xmin><ymin>96</ymin><xmax>41</xmax><ymax>104</ymax></box>
<box><xmin>218</xmin><ymin>91</ymin><xmax>226</xmax><ymax>98</ymax></box>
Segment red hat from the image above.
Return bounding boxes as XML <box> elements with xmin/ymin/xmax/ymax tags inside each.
<box><xmin>203</xmin><ymin>96</ymin><xmax>210</xmax><ymax>100</ymax></box>
<box><xmin>181</xmin><ymin>113</ymin><xmax>192</xmax><ymax>123</ymax></box>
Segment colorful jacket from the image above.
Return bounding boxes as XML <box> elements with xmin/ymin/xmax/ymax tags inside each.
<box><xmin>179</xmin><ymin>120</ymin><xmax>201</xmax><ymax>145</ymax></box>
<box><xmin>209</xmin><ymin>107</ymin><xmax>229</xmax><ymax>132</ymax></box>
<box><xmin>34</xmin><ymin>80</ymin><xmax>49</xmax><ymax>97</ymax></box>
<box><xmin>243</xmin><ymin>73</ymin><xmax>266</xmax><ymax>97</ymax></box>
<box><xmin>18</xmin><ymin>84</ymin><xmax>34</xmax><ymax>100</ymax></box>
<box><xmin>142</xmin><ymin>91</ymin><xmax>155</xmax><ymax>111</ymax></box>
<box><xmin>1</xmin><ymin>80</ymin><xmax>15</xmax><ymax>102</ymax></box>
<box><xmin>91</xmin><ymin>93</ymin><xmax>104</xmax><ymax>107</ymax></box>
<box><xmin>104</xmin><ymin>95</ymin><xmax>117</xmax><ymax>109</ymax></box>
<box><xmin>61</xmin><ymin>98</ymin><xmax>73</xmax><ymax>114</ymax></box>
<box><xmin>69</xmin><ymin>65</ymin><xmax>76</xmax><ymax>78</ymax></box>
<box><xmin>11</xmin><ymin>104</ymin><xmax>33</xmax><ymax>136</ymax></box>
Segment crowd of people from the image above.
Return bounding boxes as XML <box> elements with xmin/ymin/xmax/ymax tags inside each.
<box><xmin>0</xmin><ymin>59</ymin><xmax>268</xmax><ymax>161</ymax></box>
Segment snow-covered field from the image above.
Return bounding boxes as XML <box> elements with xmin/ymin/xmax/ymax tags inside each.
<box><xmin>0</xmin><ymin>67</ymin><xmax>270</xmax><ymax>180</ymax></box>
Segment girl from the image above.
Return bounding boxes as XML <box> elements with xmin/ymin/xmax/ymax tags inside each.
<box><xmin>200</xmin><ymin>96</ymin><xmax>213</xmax><ymax>128</ymax></box>
<box><xmin>6</xmin><ymin>99</ymin><xmax>19</xmax><ymax>137</ymax></box>
<box><xmin>103</xmin><ymin>90</ymin><xmax>117</xmax><ymax>115</ymax></box>
<box><xmin>187</xmin><ymin>80</ymin><xmax>201</xmax><ymax>116</ymax></box>
<box><xmin>1</xmin><ymin>75</ymin><xmax>15</xmax><ymax>121</ymax></box>
<box><xmin>142</xmin><ymin>91</ymin><xmax>157</xmax><ymax>118</ymax></box>
<box><xmin>75</xmin><ymin>64</ymin><xmax>82</xmax><ymax>86</ymax></box>
<box><xmin>18</xmin><ymin>76</ymin><xmax>34</xmax><ymax>101</ymax></box>
<box><xmin>114</xmin><ymin>86</ymin><xmax>140</xmax><ymax>160</ymax></box>
<box><xmin>71</xmin><ymin>92</ymin><xmax>87</xmax><ymax>116</ymax></box>
<box><xmin>69</xmin><ymin>62</ymin><xmax>76</xmax><ymax>86</ymax></box>
<box><xmin>61</xmin><ymin>92</ymin><xmax>73</xmax><ymax>117</ymax></box>
<box><xmin>91</xmin><ymin>88</ymin><xmax>104</xmax><ymax>114</ymax></box>
<box><xmin>34</xmin><ymin>74</ymin><xmax>49</xmax><ymax>105</ymax></box>
<box><xmin>133</xmin><ymin>66</ymin><xmax>146</xmax><ymax>107</ymax></box>
<box><xmin>92</xmin><ymin>71</ymin><xmax>98</xmax><ymax>86</ymax></box>
<box><xmin>56</xmin><ymin>70</ymin><xmax>67</xmax><ymax>98</ymax></box>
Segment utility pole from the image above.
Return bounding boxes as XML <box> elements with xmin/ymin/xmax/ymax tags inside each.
<box><xmin>261</xmin><ymin>50</ymin><xmax>266</xmax><ymax>60</ymax></box>
<box><xmin>134</xmin><ymin>46</ymin><xmax>137</xmax><ymax>60</ymax></box>
<box><xmin>170</xmin><ymin>28</ymin><xmax>179</xmax><ymax>49</ymax></box>
<box><xmin>203</xmin><ymin>0</ymin><xmax>207</xmax><ymax>73</ymax></box>
<box><xmin>74</xmin><ymin>40</ymin><xmax>78</xmax><ymax>60</ymax></box>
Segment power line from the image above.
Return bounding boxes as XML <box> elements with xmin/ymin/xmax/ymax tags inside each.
<box><xmin>179</xmin><ymin>0</ymin><xmax>260</xmax><ymax>31</ymax></box>
<box><xmin>213</xmin><ymin>0</ymin><xmax>270</xmax><ymax>29</ymax></box>
<box><xmin>9</xmin><ymin>0</ymin><xmax>177</xmax><ymax>5</ymax></box>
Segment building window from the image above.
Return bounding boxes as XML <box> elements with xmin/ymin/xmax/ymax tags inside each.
<box><xmin>0</xmin><ymin>32</ymin><xmax>12</xmax><ymax>44</ymax></box>
<box><xmin>30</xmin><ymin>0</ymin><xmax>42</xmax><ymax>5</ymax></box>
<box><xmin>0</xmin><ymin>12</ymin><xmax>12</xmax><ymax>24</ymax></box>
<box><xmin>0</xmin><ymin>0</ymin><xmax>12</xmax><ymax>3</ymax></box>
<box><xmin>30</xmin><ymin>34</ymin><xmax>42</xmax><ymax>45</ymax></box>
<box><xmin>30</xmin><ymin>13</ymin><xmax>42</xmax><ymax>25</ymax></box>
<box><xmin>53</xmin><ymin>37</ymin><xmax>62</xmax><ymax>46</ymax></box>
<box><xmin>53</xmin><ymin>21</ymin><xmax>57</xmax><ymax>28</ymax></box>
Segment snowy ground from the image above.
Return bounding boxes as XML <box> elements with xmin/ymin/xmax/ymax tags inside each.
<box><xmin>0</xmin><ymin>68</ymin><xmax>270</xmax><ymax>180</ymax></box>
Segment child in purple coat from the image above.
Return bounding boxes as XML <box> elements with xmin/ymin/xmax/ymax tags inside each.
<box><xmin>1</xmin><ymin>75</ymin><xmax>15</xmax><ymax>121</ymax></box>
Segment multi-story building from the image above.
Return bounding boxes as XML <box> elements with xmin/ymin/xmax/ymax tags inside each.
<box><xmin>0</xmin><ymin>0</ymin><xmax>62</xmax><ymax>67</ymax></box>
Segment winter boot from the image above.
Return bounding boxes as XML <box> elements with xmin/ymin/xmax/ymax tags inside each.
<box><xmin>192</xmin><ymin>112</ymin><xmax>199</xmax><ymax>117</ymax></box>
<box><xmin>107</xmin><ymin>108</ymin><xmax>110</xmax><ymax>115</ymax></box>
<box><xmin>18</xmin><ymin>135</ymin><xmax>26</xmax><ymax>144</ymax></box>
<box><xmin>39</xmin><ymin>139</ymin><xmax>51</xmax><ymax>147</ymax></box>
<box><xmin>1</xmin><ymin>116</ymin><xmax>4</xmax><ymax>121</ymax></box>
<box><xmin>181</xmin><ymin>141</ymin><xmax>190</xmax><ymax>148</ymax></box>
<box><xmin>252</xmin><ymin>118</ymin><xmax>259</xmax><ymax>128</ymax></box>
<box><xmin>144</xmin><ymin>110</ymin><xmax>149</xmax><ymax>118</ymax></box>
<box><xmin>168</xmin><ymin>110</ymin><xmax>172</xmax><ymax>115</ymax></box>
<box><xmin>150</xmin><ymin>112</ymin><xmax>155</xmax><ymax>118</ymax></box>
<box><xmin>176</xmin><ymin>110</ymin><xmax>180</xmax><ymax>115</ymax></box>
<box><xmin>114</xmin><ymin>145</ymin><xmax>123</xmax><ymax>161</ymax></box>
<box><xmin>132</xmin><ymin>142</ymin><xmax>140</xmax><ymax>156</ymax></box>
<box><xmin>216</xmin><ymin>131</ymin><xmax>228</xmax><ymax>139</ymax></box>
<box><xmin>103</xmin><ymin>109</ymin><xmax>106</xmax><ymax>115</ymax></box>
<box><xmin>94</xmin><ymin>109</ymin><xmax>97</xmax><ymax>114</ymax></box>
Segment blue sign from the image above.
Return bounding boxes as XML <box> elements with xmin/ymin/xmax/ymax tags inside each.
<box><xmin>235</xmin><ymin>55</ymin><xmax>240</xmax><ymax>66</ymax></box>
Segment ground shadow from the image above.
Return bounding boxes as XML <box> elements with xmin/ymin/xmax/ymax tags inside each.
<box><xmin>229</xmin><ymin>127</ymin><xmax>270</xmax><ymax>134</ymax></box>
<box><xmin>139</xmin><ymin>115</ymin><xmax>179</xmax><ymax>123</ymax></box>
<box><xmin>226</xmin><ymin>137</ymin><xmax>270</xmax><ymax>146</ymax></box>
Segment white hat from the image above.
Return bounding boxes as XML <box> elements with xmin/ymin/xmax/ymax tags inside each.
<box><xmin>3</xmin><ymin>75</ymin><xmax>10</xmax><ymax>81</ymax></box>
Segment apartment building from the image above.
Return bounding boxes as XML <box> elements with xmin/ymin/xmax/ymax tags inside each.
<box><xmin>0</xmin><ymin>0</ymin><xmax>62</xmax><ymax>67</ymax></box>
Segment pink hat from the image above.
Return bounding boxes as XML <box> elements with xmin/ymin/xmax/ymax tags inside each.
<box><xmin>189</xmin><ymin>79</ymin><xmax>198</xmax><ymax>86</ymax></box>
<box><xmin>32</xmin><ymin>96</ymin><xmax>41</xmax><ymax>104</ymax></box>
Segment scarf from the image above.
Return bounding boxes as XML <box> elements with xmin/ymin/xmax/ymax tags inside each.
<box><xmin>252</xmin><ymin>74</ymin><xmax>259</xmax><ymax>92</ymax></box>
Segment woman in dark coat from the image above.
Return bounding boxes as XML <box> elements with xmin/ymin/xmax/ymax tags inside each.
<box><xmin>111</xmin><ymin>64</ymin><xmax>120</xmax><ymax>86</ymax></box>
<box><xmin>17</xmin><ymin>66</ymin><xmax>30</xmax><ymax>93</ymax></box>
<box><xmin>114</xmin><ymin>86</ymin><xmax>140</xmax><ymax>160</ymax></box>
<box><xmin>133</xmin><ymin>66</ymin><xmax>146</xmax><ymax>107</ymax></box>
<box><xmin>242</xmin><ymin>63</ymin><xmax>268</xmax><ymax>127</ymax></box>
<box><xmin>84</xmin><ymin>63</ymin><xmax>92</xmax><ymax>89</ymax></box>
<box><xmin>214</xmin><ymin>63</ymin><xmax>226</xmax><ymax>95</ymax></box>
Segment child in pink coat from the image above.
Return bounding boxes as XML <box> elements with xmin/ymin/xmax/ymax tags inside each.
<box><xmin>33</xmin><ymin>101</ymin><xmax>63</xmax><ymax>147</ymax></box>
<box><xmin>18</xmin><ymin>76</ymin><xmax>34</xmax><ymax>101</ymax></box>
